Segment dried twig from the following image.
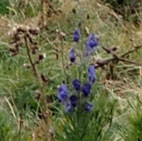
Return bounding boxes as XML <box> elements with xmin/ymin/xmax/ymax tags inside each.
<box><xmin>95</xmin><ymin>45</ymin><xmax>142</xmax><ymax>69</ymax></box>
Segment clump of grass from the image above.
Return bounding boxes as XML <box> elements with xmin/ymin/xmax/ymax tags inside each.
<box><xmin>0</xmin><ymin>0</ymin><xmax>9</xmax><ymax>15</ymax></box>
<box><xmin>102</xmin><ymin>0</ymin><xmax>142</xmax><ymax>22</ymax></box>
<box><xmin>8</xmin><ymin>0</ymin><xmax>41</xmax><ymax>22</ymax></box>
<box><xmin>117</xmin><ymin>95</ymin><xmax>142</xmax><ymax>141</ymax></box>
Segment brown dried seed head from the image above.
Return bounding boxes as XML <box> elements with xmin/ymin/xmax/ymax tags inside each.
<box><xmin>59</xmin><ymin>31</ymin><xmax>66</xmax><ymax>38</ymax></box>
<box><xmin>16</xmin><ymin>41</ymin><xmax>23</xmax><ymax>47</ymax></box>
<box><xmin>31</xmin><ymin>47</ymin><xmax>38</xmax><ymax>54</ymax></box>
<box><xmin>32</xmin><ymin>41</ymin><xmax>38</xmax><ymax>46</ymax></box>
<box><xmin>23</xmin><ymin>63</ymin><xmax>31</xmax><ymax>69</ymax></box>
<box><xmin>9</xmin><ymin>48</ymin><xmax>17</xmax><ymax>53</ymax></box>
<box><xmin>35</xmin><ymin>60</ymin><xmax>40</xmax><ymax>64</ymax></box>
<box><xmin>29</xmin><ymin>28</ymin><xmax>40</xmax><ymax>35</ymax></box>
<box><xmin>27</xmin><ymin>34</ymin><xmax>38</xmax><ymax>45</ymax></box>
<box><xmin>17</xmin><ymin>27</ymin><xmax>26</xmax><ymax>33</ymax></box>
<box><xmin>86</xmin><ymin>14</ymin><xmax>90</xmax><ymax>19</ymax></box>
<box><xmin>15</xmin><ymin>36</ymin><xmax>20</xmax><ymax>42</ymax></box>
<box><xmin>96</xmin><ymin>60</ymin><xmax>104</xmax><ymax>65</ymax></box>
<box><xmin>40</xmin><ymin>74</ymin><xmax>49</xmax><ymax>83</ymax></box>
<box><xmin>11</xmin><ymin>52</ymin><xmax>18</xmax><ymax>56</ymax></box>
<box><xmin>27</xmin><ymin>34</ymin><xmax>33</xmax><ymax>43</ymax></box>
<box><xmin>35</xmin><ymin>90</ymin><xmax>41</xmax><ymax>100</ymax></box>
<box><xmin>38</xmin><ymin>54</ymin><xmax>44</xmax><ymax>60</ymax></box>
<box><xmin>111</xmin><ymin>47</ymin><xmax>117</xmax><ymax>51</ymax></box>
<box><xmin>15</xmin><ymin>45</ymin><xmax>19</xmax><ymax>52</ymax></box>
<box><xmin>72</xmin><ymin>8</ymin><xmax>76</xmax><ymax>14</ymax></box>
<box><xmin>11</xmin><ymin>27</ymin><xmax>17</xmax><ymax>33</ymax></box>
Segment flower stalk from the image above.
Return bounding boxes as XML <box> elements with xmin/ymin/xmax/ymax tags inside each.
<box><xmin>24</xmin><ymin>36</ymin><xmax>39</xmax><ymax>79</ymax></box>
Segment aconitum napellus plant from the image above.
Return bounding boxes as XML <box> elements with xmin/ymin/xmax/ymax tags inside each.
<box><xmin>55</xmin><ymin>28</ymin><xmax>115</xmax><ymax>141</ymax></box>
<box><xmin>58</xmin><ymin>28</ymin><xmax>98</xmax><ymax>113</ymax></box>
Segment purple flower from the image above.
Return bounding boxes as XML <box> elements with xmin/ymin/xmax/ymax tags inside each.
<box><xmin>65</xmin><ymin>102</ymin><xmax>74</xmax><ymax>112</ymax></box>
<box><xmin>82</xmin><ymin>83</ymin><xmax>91</xmax><ymax>96</ymax></box>
<box><xmin>85</xmin><ymin>102</ymin><xmax>93</xmax><ymax>112</ymax></box>
<box><xmin>85</xmin><ymin>34</ymin><xmax>99</xmax><ymax>55</ymax></box>
<box><xmin>57</xmin><ymin>84</ymin><xmax>68</xmax><ymax>102</ymax></box>
<box><xmin>69</xmin><ymin>47</ymin><xmax>76</xmax><ymax>63</ymax></box>
<box><xmin>87</xmin><ymin>34</ymin><xmax>99</xmax><ymax>48</ymax></box>
<box><xmin>73</xmin><ymin>28</ymin><xmax>80</xmax><ymax>42</ymax></box>
<box><xmin>72</xmin><ymin>79</ymin><xmax>81</xmax><ymax>91</ymax></box>
<box><xmin>88</xmin><ymin>64</ymin><xmax>96</xmax><ymax>84</ymax></box>
<box><xmin>69</xmin><ymin>95</ymin><xmax>77</xmax><ymax>107</ymax></box>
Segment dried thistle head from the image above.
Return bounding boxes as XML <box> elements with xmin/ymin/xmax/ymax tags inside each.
<box><xmin>40</xmin><ymin>74</ymin><xmax>50</xmax><ymax>83</ymax></box>
<box><xmin>9</xmin><ymin>25</ymin><xmax>40</xmax><ymax>56</ymax></box>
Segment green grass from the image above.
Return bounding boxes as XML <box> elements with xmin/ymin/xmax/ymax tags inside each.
<box><xmin>0</xmin><ymin>0</ymin><xmax>9</xmax><ymax>15</ymax></box>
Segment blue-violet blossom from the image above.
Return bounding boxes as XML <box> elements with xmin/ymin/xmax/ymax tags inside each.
<box><xmin>88</xmin><ymin>64</ymin><xmax>96</xmax><ymax>84</ymax></box>
<box><xmin>85</xmin><ymin>34</ymin><xmax>99</xmax><ymax>54</ymax></box>
<box><xmin>65</xmin><ymin>102</ymin><xmax>74</xmax><ymax>112</ymax></box>
<box><xmin>57</xmin><ymin>84</ymin><xmax>68</xmax><ymax>102</ymax></box>
<box><xmin>69</xmin><ymin>47</ymin><xmax>76</xmax><ymax>63</ymax></box>
<box><xmin>85</xmin><ymin>102</ymin><xmax>93</xmax><ymax>112</ymax></box>
<box><xmin>69</xmin><ymin>95</ymin><xmax>77</xmax><ymax>107</ymax></box>
<box><xmin>72</xmin><ymin>79</ymin><xmax>81</xmax><ymax>91</ymax></box>
<box><xmin>73</xmin><ymin>28</ymin><xmax>80</xmax><ymax>42</ymax></box>
<box><xmin>82</xmin><ymin>83</ymin><xmax>91</xmax><ymax>96</ymax></box>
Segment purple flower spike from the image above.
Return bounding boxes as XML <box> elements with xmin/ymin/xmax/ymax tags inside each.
<box><xmin>85</xmin><ymin>102</ymin><xmax>93</xmax><ymax>112</ymax></box>
<box><xmin>82</xmin><ymin>83</ymin><xmax>91</xmax><ymax>97</ymax></box>
<box><xmin>88</xmin><ymin>64</ymin><xmax>96</xmax><ymax>84</ymax></box>
<box><xmin>69</xmin><ymin>47</ymin><xmax>76</xmax><ymax>63</ymax></box>
<box><xmin>73</xmin><ymin>28</ymin><xmax>80</xmax><ymax>42</ymax></box>
<box><xmin>57</xmin><ymin>84</ymin><xmax>68</xmax><ymax>102</ymax></box>
<box><xmin>69</xmin><ymin>95</ymin><xmax>77</xmax><ymax>107</ymax></box>
<box><xmin>72</xmin><ymin>79</ymin><xmax>81</xmax><ymax>91</ymax></box>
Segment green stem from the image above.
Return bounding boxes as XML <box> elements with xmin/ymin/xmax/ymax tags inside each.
<box><xmin>61</xmin><ymin>38</ymin><xmax>67</xmax><ymax>83</ymax></box>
